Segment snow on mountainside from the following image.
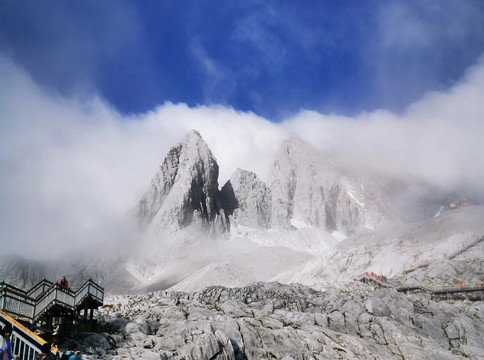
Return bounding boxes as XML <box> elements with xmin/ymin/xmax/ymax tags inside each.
<box><xmin>102</xmin><ymin>131</ymin><xmax>482</xmax><ymax>292</ymax></box>
<box><xmin>2</xmin><ymin>130</ymin><xmax>483</xmax><ymax>359</ymax></box>
<box><xmin>136</xmin><ymin>131</ymin><xmax>391</xmax><ymax>249</ymax></box>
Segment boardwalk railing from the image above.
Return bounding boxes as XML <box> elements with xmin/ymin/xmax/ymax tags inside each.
<box><xmin>360</xmin><ymin>231</ymin><xmax>484</xmax><ymax>301</ymax></box>
<box><xmin>360</xmin><ymin>273</ymin><xmax>484</xmax><ymax>301</ymax></box>
<box><xmin>0</xmin><ymin>278</ymin><xmax>104</xmax><ymax>322</ymax></box>
<box><xmin>0</xmin><ymin>310</ymin><xmax>45</xmax><ymax>360</ymax></box>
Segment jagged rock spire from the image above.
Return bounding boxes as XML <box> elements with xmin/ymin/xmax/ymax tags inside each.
<box><xmin>137</xmin><ymin>130</ymin><xmax>222</xmax><ymax>232</ymax></box>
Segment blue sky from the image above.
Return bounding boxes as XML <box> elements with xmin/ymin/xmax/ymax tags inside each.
<box><xmin>2</xmin><ymin>0</ymin><xmax>484</xmax><ymax>120</ymax></box>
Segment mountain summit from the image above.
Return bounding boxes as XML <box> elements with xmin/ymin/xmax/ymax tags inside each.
<box><xmin>137</xmin><ymin>130</ymin><xmax>228</xmax><ymax>235</ymax></box>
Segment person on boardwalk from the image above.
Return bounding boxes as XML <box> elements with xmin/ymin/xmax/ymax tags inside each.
<box><xmin>0</xmin><ymin>324</ymin><xmax>13</xmax><ymax>360</ymax></box>
<box><xmin>60</xmin><ymin>342</ymin><xmax>78</xmax><ymax>360</ymax></box>
<box><xmin>36</xmin><ymin>343</ymin><xmax>58</xmax><ymax>360</ymax></box>
<box><xmin>58</xmin><ymin>276</ymin><xmax>69</xmax><ymax>288</ymax></box>
<box><xmin>67</xmin><ymin>350</ymin><xmax>82</xmax><ymax>360</ymax></box>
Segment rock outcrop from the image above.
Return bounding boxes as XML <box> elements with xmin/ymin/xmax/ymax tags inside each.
<box><xmin>223</xmin><ymin>169</ymin><xmax>271</xmax><ymax>229</ymax></box>
<box><xmin>135</xmin><ymin>131</ymin><xmax>391</xmax><ymax>243</ymax></box>
<box><xmin>92</xmin><ymin>281</ymin><xmax>484</xmax><ymax>359</ymax></box>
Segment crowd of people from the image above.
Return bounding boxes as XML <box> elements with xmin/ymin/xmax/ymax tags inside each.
<box><xmin>365</xmin><ymin>271</ymin><xmax>388</xmax><ymax>283</ymax></box>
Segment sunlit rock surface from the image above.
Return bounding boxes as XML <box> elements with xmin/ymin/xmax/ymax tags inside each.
<box><xmin>225</xmin><ymin>168</ymin><xmax>272</xmax><ymax>230</ymax></box>
<box><xmin>83</xmin><ymin>282</ymin><xmax>484</xmax><ymax>359</ymax></box>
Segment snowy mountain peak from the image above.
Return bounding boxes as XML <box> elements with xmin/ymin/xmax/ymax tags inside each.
<box><xmin>137</xmin><ymin>130</ymin><xmax>223</xmax><ymax>233</ymax></box>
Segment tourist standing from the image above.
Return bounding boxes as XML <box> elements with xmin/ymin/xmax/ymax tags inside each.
<box><xmin>0</xmin><ymin>324</ymin><xmax>13</xmax><ymax>360</ymax></box>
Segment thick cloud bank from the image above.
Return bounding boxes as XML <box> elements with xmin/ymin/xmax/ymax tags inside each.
<box><xmin>1</xmin><ymin>55</ymin><xmax>483</xmax><ymax>257</ymax></box>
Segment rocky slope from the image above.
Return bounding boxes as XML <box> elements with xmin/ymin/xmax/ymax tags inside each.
<box><xmin>276</xmin><ymin>205</ymin><xmax>484</xmax><ymax>291</ymax></box>
<box><xmin>77</xmin><ymin>281</ymin><xmax>484</xmax><ymax>359</ymax></box>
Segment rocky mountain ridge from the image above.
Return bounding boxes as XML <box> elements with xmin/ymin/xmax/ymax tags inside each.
<box><xmin>122</xmin><ymin>130</ymin><xmax>396</xmax><ymax>287</ymax></box>
<box><xmin>136</xmin><ymin>130</ymin><xmax>391</xmax><ymax>244</ymax></box>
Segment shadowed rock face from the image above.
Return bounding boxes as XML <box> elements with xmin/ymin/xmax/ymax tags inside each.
<box><xmin>93</xmin><ymin>281</ymin><xmax>484</xmax><ymax>359</ymax></box>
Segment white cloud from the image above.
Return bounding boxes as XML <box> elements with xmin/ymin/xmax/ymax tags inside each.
<box><xmin>1</xmin><ymin>54</ymin><xmax>483</xmax><ymax>258</ymax></box>
<box><xmin>283</xmin><ymin>57</ymin><xmax>484</xmax><ymax>192</ymax></box>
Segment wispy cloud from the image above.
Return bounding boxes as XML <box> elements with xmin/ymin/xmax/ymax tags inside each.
<box><xmin>232</xmin><ymin>9</ymin><xmax>287</xmax><ymax>74</ymax></box>
<box><xmin>188</xmin><ymin>38</ymin><xmax>236</xmax><ymax>105</ymax></box>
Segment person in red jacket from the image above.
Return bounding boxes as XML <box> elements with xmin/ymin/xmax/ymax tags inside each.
<box><xmin>59</xmin><ymin>276</ymin><xmax>69</xmax><ymax>288</ymax></box>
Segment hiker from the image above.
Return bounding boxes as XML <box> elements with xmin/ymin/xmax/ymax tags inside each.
<box><xmin>0</xmin><ymin>324</ymin><xmax>13</xmax><ymax>360</ymax></box>
<box><xmin>59</xmin><ymin>276</ymin><xmax>69</xmax><ymax>288</ymax></box>
<box><xmin>36</xmin><ymin>343</ymin><xmax>57</xmax><ymax>360</ymax></box>
<box><xmin>68</xmin><ymin>350</ymin><xmax>82</xmax><ymax>360</ymax></box>
<box><xmin>51</xmin><ymin>342</ymin><xmax>60</xmax><ymax>358</ymax></box>
<box><xmin>60</xmin><ymin>342</ymin><xmax>78</xmax><ymax>360</ymax></box>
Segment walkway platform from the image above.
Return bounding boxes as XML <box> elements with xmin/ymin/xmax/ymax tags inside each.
<box><xmin>0</xmin><ymin>278</ymin><xmax>104</xmax><ymax>324</ymax></box>
<box><xmin>0</xmin><ymin>278</ymin><xmax>104</xmax><ymax>359</ymax></box>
